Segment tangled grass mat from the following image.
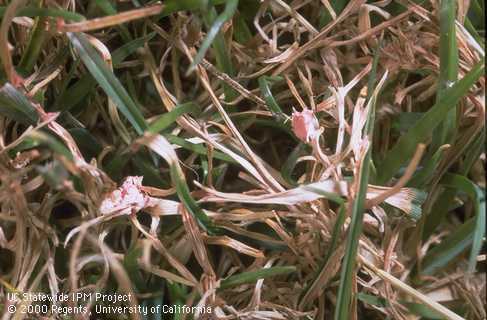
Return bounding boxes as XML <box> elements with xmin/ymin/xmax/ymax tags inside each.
<box><xmin>0</xmin><ymin>0</ymin><xmax>485</xmax><ymax>319</ymax></box>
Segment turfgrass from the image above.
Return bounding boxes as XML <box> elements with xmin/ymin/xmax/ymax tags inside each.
<box><xmin>0</xmin><ymin>0</ymin><xmax>485</xmax><ymax>319</ymax></box>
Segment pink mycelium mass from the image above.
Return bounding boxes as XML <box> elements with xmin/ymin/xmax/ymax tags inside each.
<box><xmin>291</xmin><ymin>108</ymin><xmax>320</xmax><ymax>143</ymax></box>
<box><xmin>99</xmin><ymin>176</ymin><xmax>149</xmax><ymax>215</ymax></box>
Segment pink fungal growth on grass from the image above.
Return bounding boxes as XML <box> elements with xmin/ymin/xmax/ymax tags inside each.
<box><xmin>291</xmin><ymin>108</ymin><xmax>320</xmax><ymax>143</ymax></box>
<box><xmin>99</xmin><ymin>176</ymin><xmax>149</xmax><ymax>215</ymax></box>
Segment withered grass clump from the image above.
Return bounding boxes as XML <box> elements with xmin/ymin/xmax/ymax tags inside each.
<box><xmin>0</xmin><ymin>0</ymin><xmax>485</xmax><ymax>319</ymax></box>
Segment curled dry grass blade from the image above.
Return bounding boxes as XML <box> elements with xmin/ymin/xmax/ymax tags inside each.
<box><xmin>360</xmin><ymin>257</ymin><xmax>465</xmax><ymax>320</ymax></box>
<box><xmin>197</xmin><ymin>179</ymin><xmax>425</xmax><ymax>218</ymax></box>
<box><xmin>58</xmin><ymin>5</ymin><xmax>164</xmax><ymax>33</ymax></box>
<box><xmin>136</xmin><ymin>134</ymin><xmax>214</xmax><ymax>231</ymax></box>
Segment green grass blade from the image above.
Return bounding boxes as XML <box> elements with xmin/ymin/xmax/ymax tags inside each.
<box><xmin>281</xmin><ymin>143</ymin><xmax>305</xmax><ymax>186</ymax></box>
<box><xmin>402</xmin><ymin>302</ymin><xmax>445</xmax><ymax>320</ymax></box>
<box><xmin>165</xmin><ymin>134</ymin><xmax>236</xmax><ymax>163</ymax></box>
<box><xmin>408</xmin><ymin>146</ymin><xmax>449</xmax><ymax>187</ymax></box>
<box><xmin>188</xmin><ymin>0</ymin><xmax>238</xmax><ymax>72</ymax></box>
<box><xmin>123</xmin><ymin>246</ymin><xmax>147</xmax><ymax>292</ymax></box>
<box><xmin>439</xmin><ymin>173</ymin><xmax>485</xmax><ymax>272</ymax></box>
<box><xmin>302</xmin><ymin>185</ymin><xmax>347</xmax><ymax>205</ymax></box>
<box><xmin>422</xmin><ymin>129</ymin><xmax>485</xmax><ymax>239</ymax></box>
<box><xmin>437</xmin><ymin>0</ymin><xmax>459</xmax><ymax>93</ymax></box>
<box><xmin>140</xmin><ymin>134</ymin><xmax>216</xmax><ymax>232</ymax></box>
<box><xmin>326</xmin><ymin>205</ymin><xmax>347</xmax><ymax>261</ymax></box>
<box><xmin>421</xmin><ymin>217</ymin><xmax>476</xmax><ymax>275</ymax></box>
<box><xmin>460</xmin><ymin>127</ymin><xmax>485</xmax><ymax>174</ymax></box>
<box><xmin>112</xmin><ymin>33</ymin><xmax>156</xmax><ymax>66</ymax></box>
<box><xmin>422</xmin><ymin>188</ymin><xmax>457</xmax><ymax>240</ymax></box>
<box><xmin>234</xmin><ymin>13</ymin><xmax>252</xmax><ymax>43</ymax></box>
<box><xmin>467</xmin><ymin>0</ymin><xmax>485</xmax><ymax>29</ymax></box>
<box><xmin>148</xmin><ymin>102</ymin><xmax>199</xmax><ymax>133</ymax></box>
<box><xmin>53</xmin><ymin>74</ymin><xmax>95</xmax><ymax>112</ymax></box>
<box><xmin>258</xmin><ymin>76</ymin><xmax>285</xmax><ymax>118</ymax></box>
<box><xmin>219</xmin><ymin>266</ymin><xmax>296</xmax><ymax>290</ymax></box>
<box><xmin>18</xmin><ymin>15</ymin><xmax>48</xmax><ymax>75</ymax></box>
<box><xmin>430</xmin><ymin>0</ymin><xmax>459</xmax><ymax>152</ymax></box>
<box><xmin>331</xmin><ymin>0</ymin><xmax>348</xmax><ymax>15</ymax></box>
<box><xmin>93</xmin><ymin>0</ymin><xmax>118</xmax><ymax>15</ymax></box>
<box><xmin>69</xmin><ymin>127</ymin><xmax>102</xmax><ymax>160</ymax></box>
<box><xmin>131</xmin><ymin>154</ymin><xmax>169</xmax><ymax>188</ymax></box>
<box><xmin>28</xmin><ymin>131</ymin><xmax>74</xmax><ymax>160</ymax></box>
<box><xmin>377</xmin><ymin>61</ymin><xmax>484</xmax><ymax>183</ymax></box>
<box><xmin>0</xmin><ymin>6</ymin><xmax>85</xmax><ymax>21</ymax></box>
<box><xmin>93</xmin><ymin>0</ymin><xmax>132</xmax><ymax>42</ymax></box>
<box><xmin>464</xmin><ymin>17</ymin><xmax>484</xmax><ymax>46</ymax></box>
<box><xmin>201</xmin><ymin>3</ymin><xmax>238</xmax><ymax>101</ymax></box>
<box><xmin>299</xmin><ymin>204</ymin><xmax>345</xmax><ymax>307</ymax></box>
<box><xmin>334</xmin><ymin>50</ymin><xmax>382</xmax><ymax>320</ymax></box>
<box><xmin>0</xmin><ymin>83</ymin><xmax>39</xmax><ymax>125</ymax></box>
<box><xmin>170</xmin><ymin>164</ymin><xmax>215</xmax><ymax>232</ymax></box>
<box><xmin>334</xmin><ymin>138</ymin><xmax>371</xmax><ymax>319</ymax></box>
<box><xmin>68</xmin><ymin>32</ymin><xmax>148</xmax><ymax>135</ymax></box>
<box><xmin>160</xmin><ymin>0</ymin><xmax>213</xmax><ymax>16</ymax></box>
<box><xmin>358</xmin><ymin>294</ymin><xmax>444</xmax><ymax>319</ymax></box>
<box><xmin>422</xmin><ymin>174</ymin><xmax>485</xmax><ymax>274</ymax></box>
<box><xmin>357</xmin><ymin>293</ymin><xmax>387</xmax><ymax>308</ymax></box>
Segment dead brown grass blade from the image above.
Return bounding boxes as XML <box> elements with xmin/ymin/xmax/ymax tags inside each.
<box><xmin>57</xmin><ymin>5</ymin><xmax>164</xmax><ymax>33</ymax></box>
